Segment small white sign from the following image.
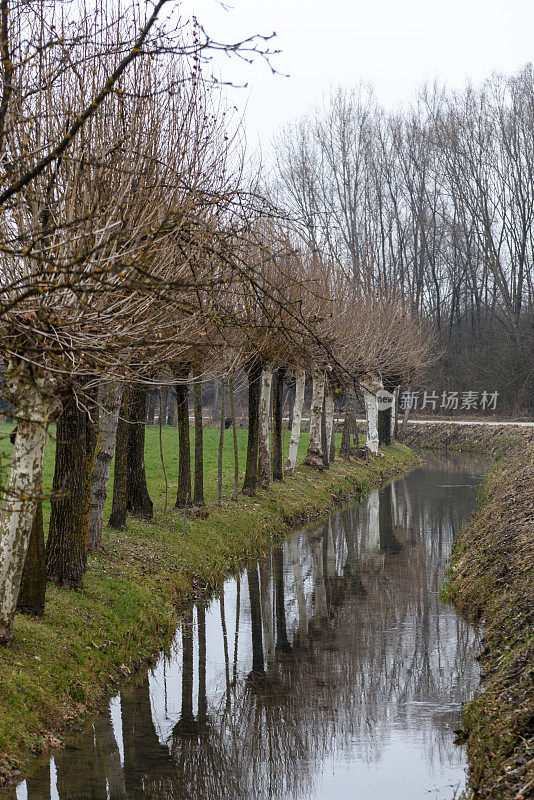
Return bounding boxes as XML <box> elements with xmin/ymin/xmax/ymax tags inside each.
<box><xmin>376</xmin><ymin>389</ymin><xmax>394</xmax><ymax>410</ymax></box>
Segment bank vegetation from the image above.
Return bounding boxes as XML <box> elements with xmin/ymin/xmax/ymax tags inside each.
<box><xmin>405</xmin><ymin>423</ymin><xmax>534</xmax><ymax>800</ymax></box>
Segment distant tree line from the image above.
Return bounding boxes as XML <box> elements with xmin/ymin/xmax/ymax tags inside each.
<box><xmin>273</xmin><ymin>66</ymin><xmax>534</xmax><ymax>415</ymax></box>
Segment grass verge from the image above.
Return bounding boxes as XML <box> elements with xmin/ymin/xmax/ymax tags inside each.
<box><xmin>0</xmin><ymin>423</ymin><xmax>418</xmax><ymax>787</ymax></box>
<box><xmin>406</xmin><ymin>422</ymin><xmax>534</xmax><ymax>800</ymax></box>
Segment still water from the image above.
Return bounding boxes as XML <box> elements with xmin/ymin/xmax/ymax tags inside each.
<box><xmin>10</xmin><ymin>455</ymin><xmax>486</xmax><ymax>800</ymax></box>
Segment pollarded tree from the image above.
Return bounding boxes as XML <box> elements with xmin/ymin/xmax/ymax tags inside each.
<box><xmin>323</xmin><ymin>285</ymin><xmax>434</xmax><ymax>455</ymax></box>
<box><xmin>0</xmin><ymin>39</ymin><xmax>253</xmax><ymax>641</ymax></box>
<box><xmin>227</xmin><ymin>223</ymin><xmax>326</xmax><ymax>491</ymax></box>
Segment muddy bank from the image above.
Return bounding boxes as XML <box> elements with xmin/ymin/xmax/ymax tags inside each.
<box><xmin>406</xmin><ymin>421</ymin><xmax>534</xmax><ymax>799</ymax></box>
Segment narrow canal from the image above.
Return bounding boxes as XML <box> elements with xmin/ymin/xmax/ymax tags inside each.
<box><xmin>11</xmin><ymin>454</ymin><xmax>486</xmax><ymax>800</ymax></box>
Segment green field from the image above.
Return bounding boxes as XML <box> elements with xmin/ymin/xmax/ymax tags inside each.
<box><xmin>0</xmin><ymin>422</ymin><xmax>319</xmax><ymax>534</ymax></box>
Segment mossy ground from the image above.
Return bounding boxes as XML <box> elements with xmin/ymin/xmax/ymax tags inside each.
<box><xmin>0</xmin><ymin>423</ymin><xmax>418</xmax><ymax>787</ymax></box>
<box><xmin>407</xmin><ymin>423</ymin><xmax>534</xmax><ymax>800</ymax></box>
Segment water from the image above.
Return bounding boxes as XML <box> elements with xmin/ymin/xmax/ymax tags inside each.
<box><xmin>9</xmin><ymin>454</ymin><xmax>486</xmax><ymax>800</ymax></box>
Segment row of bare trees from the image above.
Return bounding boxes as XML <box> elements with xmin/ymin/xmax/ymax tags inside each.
<box><xmin>272</xmin><ymin>66</ymin><xmax>534</xmax><ymax>413</ymax></box>
<box><xmin>0</xmin><ymin>0</ymin><xmax>279</xmax><ymax>643</ymax></box>
<box><xmin>0</xmin><ymin>232</ymin><xmax>429</xmax><ymax>644</ymax></box>
<box><xmin>0</xmin><ymin>2</ymin><xmax>431</xmax><ymax>646</ymax></box>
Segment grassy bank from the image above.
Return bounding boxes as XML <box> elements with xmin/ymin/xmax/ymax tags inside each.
<box><xmin>0</xmin><ymin>424</ymin><xmax>418</xmax><ymax>787</ymax></box>
<box><xmin>406</xmin><ymin>422</ymin><xmax>534</xmax><ymax>800</ymax></box>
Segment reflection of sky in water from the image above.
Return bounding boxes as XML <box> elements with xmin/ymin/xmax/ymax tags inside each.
<box><xmin>309</xmin><ymin>739</ymin><xmax>465</xmax><ymax>800</ymax></box>
<box><xmin>10</xmin><ymin>455</ymin><xmax>486</xmax><ymax>800</ymax></box>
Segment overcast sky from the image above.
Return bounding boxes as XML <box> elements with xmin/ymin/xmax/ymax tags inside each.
<box><xmin>180</xmin><ymin>0</ymin><xmax>534</xmax><ymax>152</ymax></box>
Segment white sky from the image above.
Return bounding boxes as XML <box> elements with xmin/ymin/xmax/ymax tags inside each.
<box><xmin>179</xmin><ymin>0</ymin><xmax>534</xmax><ymax>153</ymax></box>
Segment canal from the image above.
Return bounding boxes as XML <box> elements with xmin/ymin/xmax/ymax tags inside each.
<box><xmin>10</xmin><ymin>454</ymin><xmax>486</xmax><ymax>800</ymax></box>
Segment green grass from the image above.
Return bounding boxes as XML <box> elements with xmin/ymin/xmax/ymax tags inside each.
<box><xmin>413</xmin><ymin>425</ymin><xmax>534</xmax><ymax>800</ymax></box>
<box><xmin>0</xmin><ymin>422</ymin><xmax>419</xmax><ymax>785</ymax></box>
<box><xmin>0</xmin><ymin>423</ymin><xmax>324</xmax><ymax>535</ymax></box>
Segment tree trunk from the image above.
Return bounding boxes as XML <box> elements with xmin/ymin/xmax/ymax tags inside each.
<box><xmin>310</xmin><ymin>533</ymin><xmax>327</xmax><ymax>621</ymax></box>
<box><xmin>176</xmin><ymin>609</ymin><xmax>195</xmax><ymax>733</ymax></box>
<box><xmin>24</xmin><ymin>762</ymin><xmax>52</xmax><ymax>800</ymax></box>
<box><xmin>175</xmin><ymin>376</ymin><xmax>191</xmax><ymax>509</ymax></box>
<box><xmin>304</xmin><ymin>371</ymin><xmax>325</xmax><ymax>469</ymax></box>
<box><xmin>247</xmin><ymin>564</ymin><xmax>265</xmax><ymax>678</ymax></box>
<box><xmin>330</xmin><ymin>425</ymin><xmax>336</xmax><ymax>463</ymax></box>
<box><xmin>0</xmin><ymin>361</ymin><xmax>58</xmax><ymax>644</ymax></box>
<box><xmin>259</xmin><ymin>558</ymin><xmax>275</xmax><ymax>669</ymax></box>
<box><xmin>321</xmin><ymin>396</ymin><xmax>329</xmax><ymax>469</ymax></box>
<box><xmin>228</xmin><ymin>374</ymin><xmax>239</xmax><ymax>501</ymax></box>
<box><xmin>258</xmin><ymin>365</ymin><xmax>273</xmax><ymax>489</ymax></box>
<box><xmin>95</xmin><ymin>708</ymin><xmax>128</xmax><ymax>799</ymax></box>
<box><xmin>274</xmin><ymin>546</ymin><xmax>291</xmax><ymax>654</ymax></box>
<box><xmin>340</xmin><ymin>385</ymin><xmax>357</xmax><ymax>456</ymax></box>
<box><xmin>108</xmin><ymin>388</ymin><xmax>130</xmax><ymax>530</ymax></box>
<box><xmin>242</xmin><ymin>358</ymin><xmax>262</xmax><ymax>496</ymax></box>
<box><xmin>325</xmin><ymin>390</ymin><xmax>335</xmax><ymax>463</ymax></box>
<box><xmin>17</xmin><ymin>500</ymin><xmax>46</xmax><ymax>616</ymax></box>
<box><xmin>391</xmin><ymin>387</ymin><xmax>400</xmax><ymax>439</ymax></box>
<box><xmin>219</xmin><ymin>591</ymin><xmax>232</xmax><ymax>711</ymax></box>
<box><xmin>127</xmin><ymin>385</ymin><xmax>153</xmax><ymax>519</ymax></box>
<box><xmin>290</xmin><ymin>537</ymin><xmax>308</xmax><ymax>646</ymax></box>
<box><xmin>378</xmin><ymin>407</ymin><xmax>392</xmax><ymax>448</ymax></box>
<box><xmin>272</xmin><ymin>366</ymin><xmax>286</xmax><ymax>481</ymax></box>
<box><xmin>47</xmin><ymin>392</ymin><xmax>97</xmax><ymax>589</ymax></box>
<box><xmin>379</xmin><ymin>483</ymin><xmax>402</xmax><ymax>553</ymax></box>
<box><xmin>285</xmin><ymin>369</ymin><xmax>305</xmax><ymax>475</ymax></box>
<box><xmin>88</xmin><ymin>383</ymin><xmax>122</xmax><ymax>550</ymax></box>
<box><xmin>197</xmin><ymin>602</ymin><xmax>208</xmax><ymax>726</ymax></box>
<box><xmin>362</xmin><ymin>490</ymin><xmax>380</xmax><ymax>565</ymax></box>
<box><xmin>192</xmin><ymin>379</ymin><xmax>205</xmax><ymax>507</ymax></box>
<box><xmin>362</xmin><ymin>388</ymin><xmax>379</xmax><ymax>455</ymax></box>
<box><xmin>217</xmin><ymin>378</ymin><xmax>225</xmax><ymax>506</ymax></box>
<box><xmin>286</xmin><ymin>373</ymin><xmax>296</xmax><ymax>430</ymax></box>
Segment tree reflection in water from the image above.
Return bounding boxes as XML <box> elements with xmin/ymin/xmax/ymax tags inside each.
<box><xmin>13</xmin><ymin>455</ymin><xmax>485</xmax><ymax>800</ymax></box>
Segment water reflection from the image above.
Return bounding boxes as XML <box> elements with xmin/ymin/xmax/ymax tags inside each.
<box><xmin>11</xmin><ymin>454</ymin><xmax>485</xmax><ymax>800</ymax></box>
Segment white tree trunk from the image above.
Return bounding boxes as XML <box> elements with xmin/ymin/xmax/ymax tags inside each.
<box><xmin>365</xmin><ymin>490</ymin><xmax>380</xmax><ymax>550</ymax></box>
<box><xmin>360</xmin><ymin>375</ymin><xmax>383</xmax><ymax>455</ymax></box>
<box><xmin>258</xmin><ymin>365</ymin><xmax>273</xmax><ymax>488</ymax></box>
<box><xmin>285</xmin><ymin>368</ymin><xmax>305</xmax><ymax>475</ymax></box>
<box><xmin>290</xmin><ymin>537</ymin><xmax>308</xmax><ymax>645</ymax></box>
<box><xmin>0</xmin><ymin>365</ymin><xmax>59</xmax><ymax>644</ymax></box>
<box><xmin>362</xmin><ymin>489</ymin><xmax>383</xmax><ymax>570</ymax></box>
<box><xmin>88</xmin><ymin>382</ymin><xmax>123</xmax><ymax>552</ymax></box>
<box><xmin>362</xmin><ymin>388</ymin><xmax>379</xmax><ymax>455</ymax></box>
<box><xmin>304</xmin><ymin>371</ymin><xmax>325</xmax><ymax>469</ymax></box>
<box><xmin>325</xmin><ymin>391</ymin><xmax>335</xmax><ymax>458</ymax></box>
<box><xmin>390</xmin><ymin>386</ymin><xmax>399</xmax><ymax>441</ymax></box>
